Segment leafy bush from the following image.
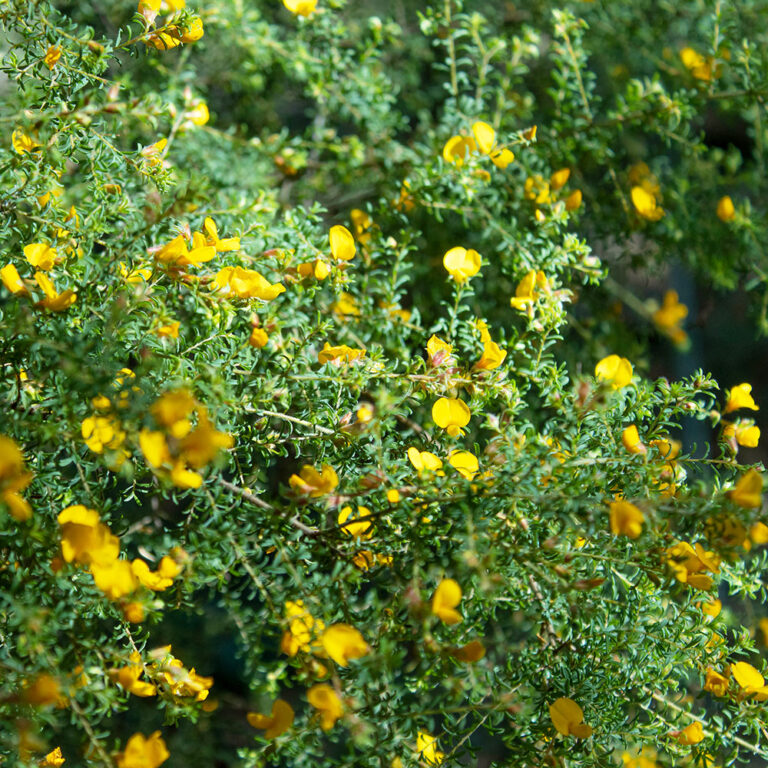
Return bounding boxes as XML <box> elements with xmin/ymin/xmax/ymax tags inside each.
<box><xmin>1</xmin><ymin>0</ymin><xmax>767</xmax><ymax>766</ymax></box>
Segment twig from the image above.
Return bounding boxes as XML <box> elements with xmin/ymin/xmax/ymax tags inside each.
<box><xmin>257</xmin><ymin>408</ymin><xmax>336</xmax><ymax>435</ymax></box>
<box><xmin>650</xmin><ymin>691</ymin><xmax>768</xmax><ymax>759</ymax></box>
<box><xmin>219</xmin><ymin>478</ymin><xmax>319</xmax><ymax>536</ymax></box>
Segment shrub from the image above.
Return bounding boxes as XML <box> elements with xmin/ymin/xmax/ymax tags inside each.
<box><xmin>1</xmin><ymin>0</ymin><xmax>767</xmax><ymax>766</ymax></box>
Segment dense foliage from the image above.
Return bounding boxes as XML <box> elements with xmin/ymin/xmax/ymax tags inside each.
<box><xmin>1</xmin><ymin>0</ymin><xmax>768</xmax><ymax>766</ymax></box>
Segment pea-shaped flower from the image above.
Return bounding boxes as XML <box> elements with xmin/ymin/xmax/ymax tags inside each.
<box><xmin>329</xmin><ymin>225</ymin><xmax>356</xmax><ymax>261</ymax></box>
<box><xmin>247</xmin><ymin>699</ymin><xmax>295</xmax><ymax>739</ymax></box>
<box><xmin>443</xmin><ymin>247</ymin><xmax>481</xmax><ymax>282</ymax></box>
<box><xmin>595</xmin><ymin>354</ymin><xmax>633</xmax><ymax>390</ymax></box>
<box><xmin>320</xmin><ymin>624</ymin><xmax>370</xmax><ymax>667</ymax></box>
<box><xmin>548</xmin><ymin>697</ymin><xmax>592</xmax><ymax>738</ymax></box>
<box><xmin>727</xmin><ymin>469</ymin><xmax>763</xmax><ymax>509</ymax></box>
<box><xmin>432</xmin><ymin>578</ymin><xmax>462</xmax><ymax>624</ymax></box>
<box><xmin>432</xmin><ymin>397</ymin><xmax>471</xmax><ymax>437</ymax></box>
<box><xmin>608</xmin><ymin>500</ymin><xmax>644</xmax><ymax>539</ymax></box>
<box><xmin>307</xmin><ymin>684</ymin><xmax>343</xmax><ymax>731</ymax></box>
<box><xmin>724</xmin><ymin>382</ymin><xmax>759</xmax><ymax>414</ymax></box>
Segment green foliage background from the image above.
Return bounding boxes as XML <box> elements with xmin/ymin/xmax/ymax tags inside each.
<box><xmin>1</xmin><ymin>0</ymin><xmax>768</xmax><ymax>766</ymax></box>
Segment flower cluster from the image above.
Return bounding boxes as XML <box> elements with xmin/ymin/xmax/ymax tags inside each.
<box><xmin>140</xmin><ymin>390</ymin><xmax>233</xmax><ymax>488</ymax></box>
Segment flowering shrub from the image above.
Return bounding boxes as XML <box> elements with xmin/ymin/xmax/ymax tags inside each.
<box><xmin>1</xmin><ymin>0</ymin><xmax>768</xmax><ymax>766</ymax></box>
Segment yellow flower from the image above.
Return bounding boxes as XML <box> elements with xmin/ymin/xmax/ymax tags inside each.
<box><xmin>653</xmin><ymin>290</ymin><xmax>688</xmax><ymax>345</ymax></box>
<box><xmin>426</xmin><ymin>335</ymin><xmax>453</xmax><ymax>367</ymax></box>
<box><xmin>120</xmin><ymin>262</ymin><xmax>152</xmax><ymax>283</ymax></box>
<box><xmin>280</xmin><ymin>600</ymin><xmax>324</xmax><ymax>655</ymax></box>
<box><xmin>151</xmin><ymin>390</ymin><xmax>196</xmax><ymax>436</ymax></box>
<box><xmin>621</xmin><ymin>425</ymin><xmax>646</xmax><ymax>455</ymax></box>
<box><xmin>123</xmin><ymin>602</ymin><xmax>146</xmax><ymax>623</ymax></box>
<box><xmin>177</xmin><ymin>410</ymin><xmax>233</xmax><ymax>468</ymax></box>
<box><xmin>12</xmin><ymin>128</ymin><xmax>40</xmax><ymax>154</ymax></box>
<box><xmin>510</xmin><ymin>270</ymin><xmax>548</xmax><ymax>310</ymax></box>
<box><xmin>110</xmin><ymin>651</ymin><xmax>157</xmax><ymax>697</ymax></box>
<box><xmin>145</xmin><ymin>33</ymin><xmax>180</xmax><ymax>50</ymax></box>
<box><xmin>154</xmin><ymin>234</ymin><xmax>215</xmax><ymax>268</ymax></box>
<box><xmin>701</xmin><ymin>598</ymin><xmax>722</xmax><ymax>618</ymax></box>
<box><xmin>727</xmin><ymin>469</ymin><xmax>763</xmax><ymax>509</ymax></box>
<box><xmin>666</xmin><ymin>541</ymin><xmax>720</xmax><ymax>590</ymax></box>
<box><xmin>298</xmin><ymin>258</ymin><xmax>331</xmax><ymax>280</ymax></box>
<box><xmin>247</xmin><ymin>699</ymin><xmax>295</xmax><ymax>739</ymax></box>
<box><xmin>331</xmin><ymin>291</ymin><xmax>360</xmax><ymax>317</ymax></box>
<box><xmin>249</xmin><ymin>327</ymin><xmax>269</xmax><ymax>348</ymax></box>
<box><xmin>44</xmin><ymin>45</ymin><xmax>62</xmax><ymax>69</ymax></box>
<box><xmin>147</xmin><ymin>17</ymin><xmax>203</xmax><ymax>47</ymax></box>
<box><xmin>1</xmin><ymin>263</ymin><xmax>26</xmax><ymax>294</ymax></box>
<box><xmin>449</xmin><ymin>639</ymin><xmax>486</xmax><ymax>662</ymax></box>
<box><xmin>631</xmin><ymin>186</ymin><xmax>664</xmax><ymax>221</ymax></box>
<box><xmin>350</xmin><ymin>208</ymin><xmax>374</xmax><ymax>245</ymax></box>
<box><xmin>447</xmin><ymin>450</ymin><xmax>478</xmax><ymax>480</ymax></box>
<box><xmin>2</xmin><ymin>487</ymin><xmax>32</xmax><ymax>521</ymax></box>
<box><xmin>609</xmin><ymin>500</ymin><xmax>644</xmax><ymax>539</ymax></box>
<box><xmin>116</xmin><ymin>732</ymin><xmax>169</xmax><ymax>768</ymax></box>
<box><xmin>731</xmin><ymin>661</ymin><xmax>768</xmax><ymax>698</ymax></box>
<box><xmin>750</xmin><ymin>522</ymin><xmax>768</xmax><ymax>545</ymax></box>
<box><xmin>673</xmin><ymin>721</ymin><xmax>705</xmax><ymax>745</ymax></box>
<box><xmin>394</xmin><ymin>180</ymin><xmax>415</xmax><ymax>211</ymax></box>
<box><xmin>548</xmin><ymin>697</ymin><xmax>593</xmax><ymax>738</ymax></box>
<box><xmin>524</xmin><ymin>175</ymin><xmax>551</xmax><ymax>204</ymax></box>
<box><xmin>185</xmin><ymin>101</ymin><xmax>209</xmax><ymax>126</ymax></box>
<box><xmin>33</xmin><ymin>272</ymin><xmax>77</xmax><ymax>311</ymax></box>
<box><xmin>24</xmin><ymin>243</ymin><xmax>57</xmax><ymax>271</ymax></box>
<box><xmin>724</xmin><ymin>383</ymin><xmax>759</xmax><ymax>413</ymax></box>
<box><xmin>90</xmin><ymin>558</ymin><xmax>138</xmax><ymax>599</ymax></box>
<box><xmin>432</xmin><ymin>578</ymin><xmax>462</xmax><ymax>624</ymax></box>
<box><xmin>443</xmin><ymin>246</ymin><xmax>481</xmax><ymax>282</ymax></box>
<box><xmin>717</xmin><ymin>195</ymin><xmax>735</xmax><ymax>222</ymax></box>
<box><xmin>416</xmin><ymin>731</ymin><xmax>444</xmax><ymax>766</ymax></box>
<box><xmin>289</xmin><ymin>464</ymin><xmax>339</xmax><ymax>496</ymax></box>
<box><xmin>471</xmin><ymin>120</ymin><xmax>496</xmax><ymax>154</ymax></box>
<box><xmin>564</xmin><ymin>189</ymin><xmax>583</xmax><ymax>211</ymax></box>
<box><xmin>703</xmin><ymin>667</ymin><xmax>729</xmax><ymax>697</ymax></box>
<box><xmin>81</xmin><ymin>415</ymin><xmax>125</xmax><ymax>454</ymax></box>
<box><xmin>318</xmin><ymin>342</ymin><xmax>366</xmax><ymax>364</ymax></box>
<box><xmin>212</xmin><ymin>266</ymin><xmax>285</xmax><ymax>300</ymax></box>
<box><xmin>149</xmin><ymin>648</ymin><xmax>213</xmax><ymax>700</ymax></box>
<box><xmin>550</xmin><ymin>168</ymin><xmax>571</xmax><ymax>190</ymax></box>
<box><xmin>469</xmin><ymin>121</ymin><xmax>514</xmax><ymax>168</ymax></box>
<box><xmin>140</xmin><ymin>429</ymin><xmax>172</xmax><ymax>468</ymax></box>
<box><xmin>595</xmin><ymin>354</ymin><xmax>633</xmax><ymax>389</ymax></box>
<box><xmin>131</xmin><ymin>556</ymin><xmax>180</xmax><ymax>591</ymax></box>
<box><xmin>329</xmin><ymin>225</ymin><xmax>356</xmax><ymax>261</ymax></box>
<box><xmin>307</xmin><ymin>684</ymin><xmax>343</xmax><ymax>730</ymax></box>
<box><xmin>407</xmin><ymin>447</ymin><xmax>444</xmax><ymax>474</ymax></box>
<box><xmin>155</xmin><ymin>321</ymin><xmax>180</xmax><ymax>339</ymax></box>
<box><xmin>0</xmin><ymin>434</ymin><xmax>33</xmax><ymax>521</ymax></box>
<box><xmin>338</xmin><ymin>506</ymin><xmax>373</xmax><ymax>539</ymax></box>
<box><xmin>680</xmin><ymin>47</ymin><xmax>717</xmax><ymax>81</ymax></box>
<box><xmin>179</xmin><ymin>17</ymin><xmax>204</xmax><ymax>42</ymax></box>
<box><xmin>40</xmin><ymin>746</ymin><xmax>65</xmax><ymax>766</ymax></box>
<box><xmin>475</xmin><ymin>339</ymin><xmax>506</xmax><ymax>371</ymax></box>
<box><xmin>202</xmin><ymin>217</ymin><xmax>240</xmax><ymax>252</ymax></box>
<box><xmin>723</xmin><ymin>419</ymin><xmax>760</xmax><ymax>448</ymax></box>
<box><xmin>759</xmin><ymin>618</ymin><xmax>768</xmax><ymax>646</ymax></box>
<box><xmin>37</xmin><ymin>176</ymin><xmax>64</xmax><ymax>207</ymax></box>
<box><xmin>432</xmin><ymin>397</ymin><xmax>471</xmax><ymax>437</ymax></box>
<box><xmin>23</xmin><ymin>674</ymin><xmax>62</xmax><ymax>707</ymax></box>
<box><xmin>58</xmin><ymin>505</ymin><xmax>119</xmax><ymax>565</ymax></box>
<box><xmin>320</xmin><ymin>624</ymin><xmax>370</xmax><ymax>666</ymax></box>
<box><xmin>442</xmin><ymin>134</ymin><xmax>477</xmax><ymax>166</ymax></box>
<box><xmin>283</xmin><ymin>0</ymin><xmax>318</xmax><ymax>16</ymax></box>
